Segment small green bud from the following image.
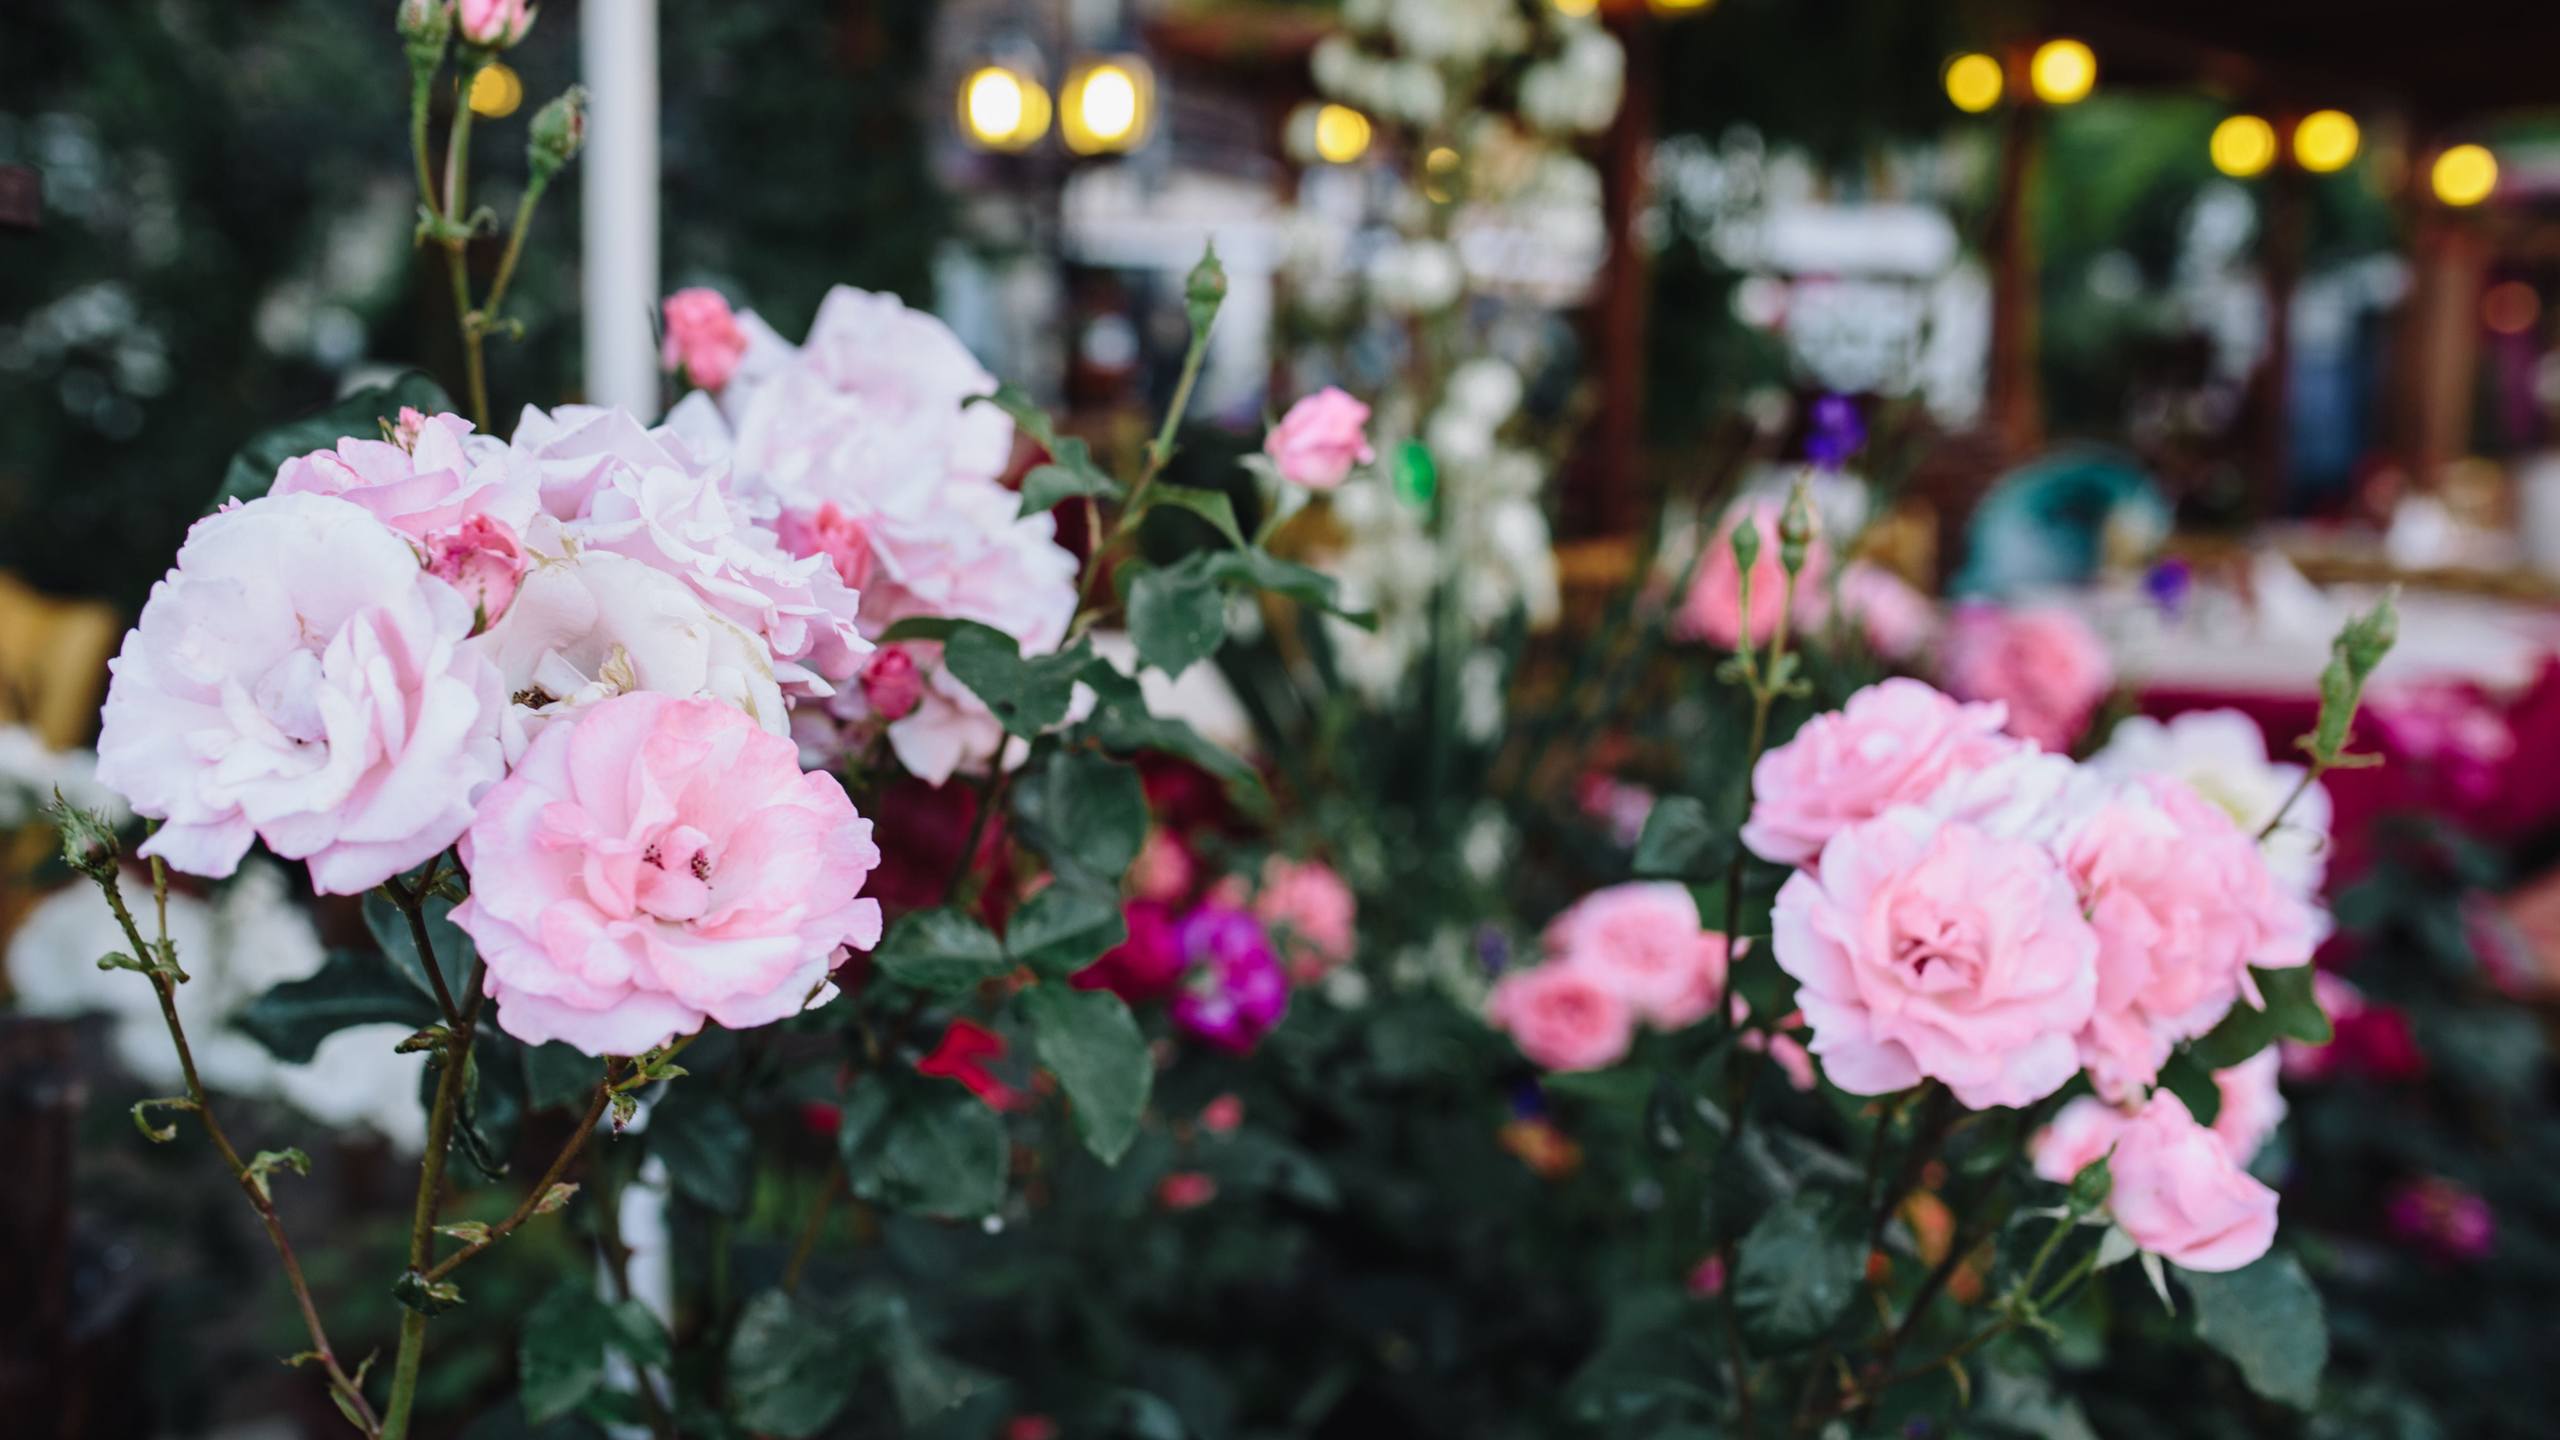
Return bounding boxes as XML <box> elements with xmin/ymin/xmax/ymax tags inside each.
<box><xmin>1728</xmin><ymin>512</ymin><xmax>1762</xmax><ymax>572</ymax></box>
<box><xmin>2341</xmin><ymin>588</ymin><xmax>2399</xmax><ymax>681</ymax></box>
<box><xmin>528</xmin><ymin>86</ymin><xmax>587</xmax><ymax>182</ymax></box>
<box><xmin>48</xmin><ymin>792</ymin><xmax>119</xmax><ymax>880</ymax></box>
<box><xmin>245</xmin><ymin>1147</ymin><xmax>312</xmax><ymax>1202</ymax></box>
<box><xmin>398</xmin><ymin>0</ymin><xmax>451</xmax><ymax>47</ymax></box>
<box><xmin>1184</xmin><ymin>240</ymin><xmax>1227</xmax><ymax>340</ymax></box>
<box><xmin>1778</xmin><ymin>482</ymin><xmax>1816</xmax><ymax>577</ymax></box>
<box><xmin>391</xmin><ymin>1270</ymin><xmax>465</xmax><ymax>1315</ymax></box>
<box><xmin>2068</xmin><ymin>1154</ymin><xmax>2113</xmax><ymax>1215</ymax></box>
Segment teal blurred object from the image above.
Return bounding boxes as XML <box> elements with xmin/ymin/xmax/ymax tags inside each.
<box><xmin>1952</xmin><ymin>448</ymin><xmax>2169</xmax><ymax>599</ymax></box>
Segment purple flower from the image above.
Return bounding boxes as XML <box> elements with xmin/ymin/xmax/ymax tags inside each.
<box><xmin>1804</xmin><ymin>394</ymin><xmax>1865</xmax><ymax>471</ymax></box>
<box><xmin>1169</xmin><ymin>904</ymin><xmax>1290</xmax><ymax>1054</ymax></box>
<box><xmin>2385</xmin><ymin>1176</ymin><xmax>2495</xmax><ymax>1261</ymax></box>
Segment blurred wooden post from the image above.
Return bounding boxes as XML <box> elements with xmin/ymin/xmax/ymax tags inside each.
<box><xmin>2253</xmin><ymin>154</ymin><xmax>2307</xmax><ymax>516</ymax></box>
<box><xmin>2395</xmin><ymin>211</ymin><xmax>2489</xmax><ymax>493</ymax></box>
<box><xmin>1984</xmin><ymin>55</ymin><xmax>2044</xmax><ymax>458</ymax></box>
<box><xmin>1570</xmin><ymin>7</ymin><xmax>1655</xmax><ymax>537</ymax></box>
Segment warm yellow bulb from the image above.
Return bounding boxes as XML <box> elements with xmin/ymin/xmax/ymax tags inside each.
<box><xmin>468</xmin><ymin>62</ymin><xmax>523</xmax><ymax>120</ymax></box>
<box><xmin>1943</xmin><ymin>53</ymin><xmax>2003</xmax><ymax>114</ymax></box>
<box><xmin>959</xmin><ymin>66</ymin><xmax>1049</xmax><ymax>152</ymax></box>
<box><xmin>1422</xmin><ymin>145</ymin><xmax>1461</xmax><ymax>202</ymax></box>
<box><xmin>1313</xmin><ymin>104</ymin><xmax>1372</xmax><ymax>165</ymax></box>
<box><xmin>1649</xmin><ymin>0</ymin><xmax>1718</xmax><ymax>13</ymax></box>
<box><xmin>2029</xmin><ymin>38</ymin><xmax>2096</xmax><ymax>106</ymax></box>
<box><xmin>1550</xmin><ymin>0</ymin><xmax>1598</xmax><ymax>15</ymax></box>
<box><xmin>2434</xmin><ymin>144</ymin><xmax>2499</xmax><ymax>207</ymax></box>
<box><xmin>2209</xmin><ymin>115</ymin><xmax>2277</xmax><ymax>178</ymax></box>
<box><xmin>2292</xmin><ymin>110</ymin><xmax>2360</xmax><ymax>174</ymax></box>
<box><xmin>1063</xmin><ymin>58</ymin><xmax>1152</xmax><ymax>155</ymax></box>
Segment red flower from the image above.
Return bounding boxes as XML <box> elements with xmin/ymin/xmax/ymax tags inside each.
<box><xmin>918</xmin><ymin>1019</ymin><xmax>1022</xmax><ymax>1111</ymax></box>
<box><xmin>1198</xmin><ymin>1093</ymin><xmax>1245</xmax><ymax>1135</ymax></box>
<box><xmin>1156</xmin><ymin>1172</ymin><xmax>1218</xmax><ymax>1210</ymax></box>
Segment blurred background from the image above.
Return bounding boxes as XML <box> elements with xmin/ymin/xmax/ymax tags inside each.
<box><xmin>12</xmin><ymin>0</ymin><xmax>2560</xmax><ymax>1435</ymax></box>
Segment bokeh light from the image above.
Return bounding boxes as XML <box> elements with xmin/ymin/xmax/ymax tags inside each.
<box><xmin>2292</xmin><ymin>110</ymin><xmax>2360</xmax><ymax>173</ymax></box>
<box><xmin>2209</xmin><ymin>115</ymin><xmax>2276</xmax><ymax>178</ymax></box>
<box><xmin>1063</xmin><ymin>58</ymin><xmax>1152</xmax><ymax>155</ymax></box>
<box><xmin>1313</xmin><ymin>104</ymin><xmax>1371</xmax><ymax>165</ymax></box>
<box><xmin>2029</xmin><ymin>39</ymin><xmax>2096</xmax><ymax>106</ymax></box>
<box><xmin>2483</xmin><ymin>281</ymin><xmax>2541</xmax><ymax>336</ymax></box>
<box><xmin>1943</xmin><ymin>54</ymin><xmax>2004</xmax><ymax>115</ymax></box>
<box><xmin>2434</xmin><ymin>144</ymin><xmax>2499</xmax><ymax>207</ymax></box>
<box><xmin>468</xmin><ymin>62</ymin><xmax>522</xmax><ymax>120</ymax></box>
<box><xmin>958</xmin><ymin>65</ymin><xmax>1051</xmax><ymax>152</ymax></box>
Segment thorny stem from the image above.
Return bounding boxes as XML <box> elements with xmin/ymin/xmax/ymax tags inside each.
<box><xmin>783</xmin><ymin>1164</ymin><xmax>848</xmax><ymax>1296</ymax></box>
<box><xmin>420</xmin><ymin>1069</ymin><xmax>619</xmax><ymax>1284</ymax></box>
<box><xmin>89</xmin><ymin>861</ymin><xmax>383</xmax><ymax>1434</ymax></box>
<box><xmin>1066</xmin><ymin>310</ymin><xmax>1216</xmax><ymax>640</ymax></box>
<box><xmin>381</xmin><ymin>882</ymin><xmax>485</xmax><ymax>1440</ymax></box>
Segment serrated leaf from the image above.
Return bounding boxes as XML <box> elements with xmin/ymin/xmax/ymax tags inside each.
<box><xmin>392</xmin><ymin>1270</ymin><xmax>465</xmax><ymax>1315</ymax></box>
<box><xmin>1142</xmin><ymin>483</ymin><xmax>1249</xmax><ymax>550</ymax></box>
<box><xmin>1006</xmin><ymin>883</ymin><xmax>1127</xmax><ymax>979</ymax></box>
<box><xmin>1019</xmin><ymin>452</ymin><xmax>1125</xmax><ymax>517</ymax></box>
<box><xmin>648</xmin><ymin>1089</ymin><xmax>753</xmax><ymax>1216</ymax></box>
<box><xmin>209</xmin><ymin>372</ymin><xmax>452</xmax><ymax>511</ymax></box>
<box><xmin>534</xmin><ymin>1181</ymin><xmax>579</xmax><ymax>1215</ymax></box>
<box><xmin>1125</xmin><ymin>557</ymin><xmax>1227</xmax><ymax>678</ymax></box>
<box><xmin>2191</xmin><ymin>965</ymin><xmax>2329</xmax><ymax>1069</ymax></box>
<box><xmin>1011</xmin><ymin>749</ymin><xmax>1148</xmax><ymax>888</ymax></box>
<box><xmin>939</xmin><ymin>623</ymin><xmax>1092</xmax><ymax>739</ymax></box>
<box><xmin>872</xmin><ymin>909</ymin><xmax>1012</xmax><ymax>995</ymax></box>
<box><xmin>726</xmin><ymin>1290</ymin><xmax>861</xmax><ymax>1437</ymax></box>
<box><xmin>238</xmin><ymin>950</ymin><xmax>441</xmax><ymax>1062</ymax></box>
<box><xmin>1632</xmin><ymin>796</ymin><xmax>1718</xmax><ymax>879</ymax></box>
<box><xmin>1733</xmin><ymin>1194</ymin><xmax>1865</xmax><ymax>1351</ymax></box>
<box><xmin>841</xmin><ymin>1083</ymin><xmax>1008</xmax><ymax>1219</ymax></box>
<box><xmin>363</xmin><ymin>885</ymin><xmax>476</xmax><ymax>1004</ymax></box>
<box><xmin>2182</xmin><ymin>1253</ymin><xmax>2327</xmax><ymax>1408</ymax></box>
<box><xmin>2156</xmin><ymin>1050</ymin><xmax>2222</xmax><ymax>1126</ymax></box>
<box><xmin>1022</xmin><ymin>985</ymin><xmax>1152</xmax><ymax>1164</ymax></box>
<box><xmin>521</xmin><ymin>1041</ymin><xmax>603</xmax><ymax>1112</ymax></box>
<box><xmin>519</xmin><ymin>1281</ymin><xmax>613</xmax><ymax>1424</ymax></box>
<box><xmin>1074</xmin><ymin>657</ymin><xmax>1266</xmax><ymax>810</ymax></box>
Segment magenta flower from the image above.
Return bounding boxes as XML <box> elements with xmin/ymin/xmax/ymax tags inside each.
<box><xmin>1169</xmin><ymin>905</ymin><xmax>1289</xmax><ymax>1054</ymax></box>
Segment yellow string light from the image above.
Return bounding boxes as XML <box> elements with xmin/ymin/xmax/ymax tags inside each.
<box><xmin>1062</xmin><ymin>57</ymin><xmax>1153</xmax><ymax>155</ymax></box>
<box><xmin>957</xmin><ymin>65</ymin><xmax>1050</xmax><ymax>152</ymax></box>
<box><xmin>2209</xmin><ymin>115</ymin><xmax>2277</xmax><ymax>178</ymax></box>
<box><xmin>2292</xmin><ymin>110</ymin><xmax>2360</xmax><ymax>173</ymax></box>
<box><xmin>1313</xmin><ymin>104</ymin><xmax>1372</xmax><ymax>165</ymax></box>
<box><xmin>2433</xmin><ymin>144</ymin><xmax>2499</xmax><ymax>207</ymax></box>
<box><xmin>2028</xmin><ymin>39</ymin><xmax>2096</xmax><ymax>106</ymax></box>
<box><xmin>1943</xmin><ymin>53</ymin><xmax>2003</xmax><ymax>114</ymax></box>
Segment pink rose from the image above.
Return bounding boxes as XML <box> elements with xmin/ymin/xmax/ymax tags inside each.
<box><xmin>2105</xmin><ymin>1091</ymin><xmax>2279</xmax><ymax>1272</ymax></box>
<box><xmin>425</xmin><ymin>513</ymin><xmax>526</xmax><ymax>629</ymax></box>
<box><xmin>1129</xmin><ymin>829</ymin><xmax>1197</xmax><ymax>905</ymax></box>
<box><xmin>858</xmin><ymin>645</ymin><xmax>924</xmax><ymax>723</ymax></box>
<box><xmin>1486</xmin><ymin>962</ymin><xmax>1637</xmax><ymax>1072</ymax></box>
<box><xmin>1544</xmin><ymin>881</ymin><xmax>1730</xmax><ymax>1029</ymax></box>
<box><xmin>1254</xmin><ymin>855</ymin><xmax>1357</xmax><ymax>982</ymax></box>
<box><xmin>1742</xmin><ymin>678</ymin><xmax>2024</xmax><ymax>867</ymax></box>
<box><xmin>772</xmin><ymin>500</ymin><xmax>875</xmax><ymax>592</ymax></box>
<box><xmin>1263</xmin><ymin>387</ymin><xmax>1374</xmax><ymax>490</ymax></box>
<box><xmin>1832</xmin><ymin>561</ymin><xmax>1938</xmax><ymax>661</ymax></box>
<box><xmin>2061</xmin><ymin>775</ymin><xmax>2318</xmax><ymax>1100</ymax></box>
<box><xmin>1942</xmin><ymin>603</ymin><xmax>2113</xmax><ymax>752</ymax></box>
<box><xmin>2030</xmin><ymin>1095</ymin><xmax>2132</xmax><ymax>1185</ymax></box>
<box><xmin>2211</xmin><ymin>1050</ymin><xmax>2288</xmax><ymax>1163</ymax></box>
<box><xmin>270</xmin><ymin>408</ymin><xmax>537</xmax><ymax>547</ymax></box>
<box><xmin>1769</xmin><ymin>810</ymin><xmax>2097</xmax><ymax>1108</ymax></box>
<box><xmin>96</xmin><ymin>494</ymin><xmax>506</xmax><ymax>894</ymax></box>
<box><xmin>453</xmin><ymin>692</ymin><xmax>883</xmax><ymax>1054</ymax></box>
<box><xmin>456</xmin><ymin>0</ymin><xmax>534</xmax><ymax>48</ymax></box>
<box><xmin>1674</xmin><ymin>499</ymin><xmax>1829</xmax><ymax>652</ymax></box>
<box><xmin>661</xmin><ymin>287</ymin><xmax>748</xmax><ymax>393</ymax></box>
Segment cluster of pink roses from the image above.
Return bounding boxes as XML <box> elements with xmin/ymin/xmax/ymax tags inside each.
<box><xmin>93</xmin><ymin>288</ymin><xmax>1100</xmax><ymax>1058</ymax></box>
<box><xmin>1486</xmin><ymin>883</ymin><xmax>1738</xmax><ymax>1071</ymax></box>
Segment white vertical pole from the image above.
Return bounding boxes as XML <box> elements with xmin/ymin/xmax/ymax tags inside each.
<box><xmin>582</xmin><ymin>0</ymin><xmax>660</xmax><ymax>414</ymax></box>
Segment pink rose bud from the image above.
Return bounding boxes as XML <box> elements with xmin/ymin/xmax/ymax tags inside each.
<box><xmin>1198</xmin><ymin>1093</ymin><xmax>1244</xmax><ymax>1134</ymax></box>
<box><xmin>659</xmin><ymin>286</ymin><xmax>746</xmax><ymax>393</ymax></box>
<box><xmin>425</xmin><ymin>513</ymin><xmax>527</xmax><ymax>630</ymax></box>
<box><xmin>773</xmin><ymin>500</ymin><xmax>874</xmax><ymax>590</ymax></box>
<box><xmin>860</xmin><ymin>645</ymin><xmax>925</xmax><ymax>722</ymax></box>
<box><xmin>389</xmin><ymin>405</ymin><xmax>430</xmax><ymax>453</ymax></box>
<box><xmin>456</xmin><ymin>0</ymin><xmax>534</xmax><ymax>49</ymax></box>
<box><xmin>1264</xmin><ymin>386</ymin><xmax>1375</xmax><ymax>491</ymax></box>
<box><xmin>1156</xmin><ymin>1172</ymin><xmax>1218</xmax><ymax>1211</ymax></box>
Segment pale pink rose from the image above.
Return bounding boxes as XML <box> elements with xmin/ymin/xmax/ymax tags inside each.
<box><xmin>1129</xmin><ymin>829</ymin><xmax>1197</xmax><ymax>904</ymax></box>
<box><xmin>2211</xmin><ymin>1050</ymin><xmax>2288</xmax><ymax>1163</ymax></box>
<box><xmin>2061</xmin><ymin>774</ymin><xmax>2319</xmax><ymax>1101</ymax></box>
<box><xmin>661</xmin><ymin>288</ymin><xmax>748</xmax><ymax>393</ymax></box>
<box><xmin>2030</xmin><ymin>1095</ymin><xmax>2133</xmax><ymax>1185</ymax></box>
<box><xmin>1942</xmin><ymin>603</ymin><xmax>2113</xmax><ymax>752</ymax></box>
<box><xmin>1741</xmin><ymin>678</ymin><xmax>2024</xmax><ymax>866</ymax></box>
<box><xmin>1910</xmin><ymin>747</ymin><xmax>2105</xmax><ymax>847</ymax></box>
<box><xmin>504</xmin><ymin>405</ymin><xmax>868</xmax><ymax>695</ymax></box>
<box><xmin>858</xmin><ymin>645</ymin><xmax>924</xmax><ymax>722</ymax></box>
<box><xmin>425</xmin><ymin>513</ymin><xmax>526</xmax><ymax>629</ymax></box>
<box><xmin>1263</xmin><ymin>387</ymin><xmax>1375</xmax><ymax>491</ymax></box>
<box><xmin>1769</xmin><ymin>809</ymin><xmax>2098</xmax><ymax>1108</ymax></box>
<box><xmin>772</xmin><ymin>500</ymin><xmax>875</xmax><ymax>591</ymax></box>
<box><xmin>2105</xmin><ymin>1091</ymin><xmax>2279</xmax><ymax>1272</ymax></box>
<box><xmin>456</xmin><ymin>0</ymin><xmax>534</xmax><ymax>48</ymax></box>
<box><xmin>1255</xmin><ymin>856</ymin><xmax>1358</xmax><ymax>982</ymax></box>
<box><xmin>1545</xmin><ymin>882</ymin><xmax>1731</xmax><ymax>1029</ymax></box>
<box><xmin>270</xmin><ymin>408</ymin><xmax>539</xmax><ymax>547</ymax></box>
<box><xmin>1674</xmin><ymin>499</ymin><xmax>1829</xmax><ymax>651</ymax></box>
<box><xmin>473</xmin><ymin>547</ymin><xmax>787</xmax><ymax>760</ymax></box>
<box><xmin>454</xmin><ymin>692</ymin><xmax>883</xmax><ymax>1055</ymax></box>
<box><xmin>1486</xmin><ymin>963</ymin><xmax>1637</xmax><ymax>1072</ymax></box>
<box><xmin>96</xmin><ymin>494</ymin><xmax>505</xmax><ymax>894</ymax></box>
<box><xmin>1831</xmin><ymin>562</ymin><xmax>1938</xmax><ymax>661</ymax></box>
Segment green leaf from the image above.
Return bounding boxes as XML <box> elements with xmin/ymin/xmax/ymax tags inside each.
<box><xmin>1074</xmin><ymin>658</ymin><xmax>1266</xmax><ymax>810</ymax></box>
<box><xmin>1197</xmin><ymin>548</ymin><xmax>1359</xmax><ymax>620</ymax></box>
<box><xmin>842</xmin><ymin>1082</ymin><xmax>1009</xmax><ymax>1219</ymax></box>
<box><xmin>2157</xmin><ymin>1050</ymin><xmax>2222</xmax><ymax>1126</ymax></box>
<box><xmin>940</xmin><ymin>623</ymin><xmax>1092</xmax><ymax>739</ymax></box>
<box><xmin>2182</xmin><ymin>1253</ymin><xmax>2327</xmax><ymax>1408</ymax></box>
<box><xmin>648</xmin><ymin>1090</ymin><xmax>754</xmax><ymax>1216</ymax></box>
<box><xmin>2192</xmin><ymin>965</ymin><xmax>2330</xmax><ymax>1069</ymax></box>
<box><xmin>209</xmin><ymin>372</ymin><xmax>452</xmax><ymax>511</ymax></box>
<box><xmin>1142</xmin><ymin>483</ymin><xmax>1249</xmax><ymax>550</ymax></box>
<box><xmin>519</xmin><ymin>1282</ymin><xmax>614</xmax><ymax>1425</ymax></box>
<box><xmin>363</xmin><ymin>885</ymin><xmax>476</xmax><ymax>1007</ymax></box>
<box><xmin>872</xmin><ymin>909</ymin><xmax>1012</xmax><ymax>995</ymax></box>
<box><xmin>1019</xmin><ymin>453</ymin><xmax>1125</xmax><ymax>517</ymax></box>
<box><xmin>237</xmin><ymin>950</ymin><xmax>441</xmax><ymax>1062</ymax></box>
<box><xmin>1631</xmin><ymin>796</ymin><xmax>1718</xmax><ymax>879</ymax></box>
<box><xmin>521</xmin><ymin>1042</ymin><xmax>604</xmax><ymax>1113</ymax></box>
<box><xmin>1011</xmin><ymin>748</ymin><xmax>1149</xmax><ymax>887</ymax></box>
<box><xmin>726</xmin><ymin>1290</ymin><xmax>860</xmax><ymax>1438</ymax></box>
<box><xmin>884</xmin><ymin>1320</ymin><xmax>1006</xmax><ymax>1429</ymax></box>
<box><xmin>1732</xmin><ymin>1195</ymin><xmax>1865</xmax><ymax>1351</ymax></box>
<box><xmin>1007</xmin><ymin>882</ymin><xmax>1127</xmax><ymax>979</ymax></box>
<box><xmin>1022</xmin><ymin>985</ymin><xmax>1152</xmax><ymax>1164</ymax></box>
<box><xmin>1690</xmin><ymin>870</ymin><xmax>1780</xmax><ymax>941</ymax></box>
<box><xmin>1125</xmin><ymin>557</ymin><xmax>1228</xmax><ymax>678</ymax></box>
